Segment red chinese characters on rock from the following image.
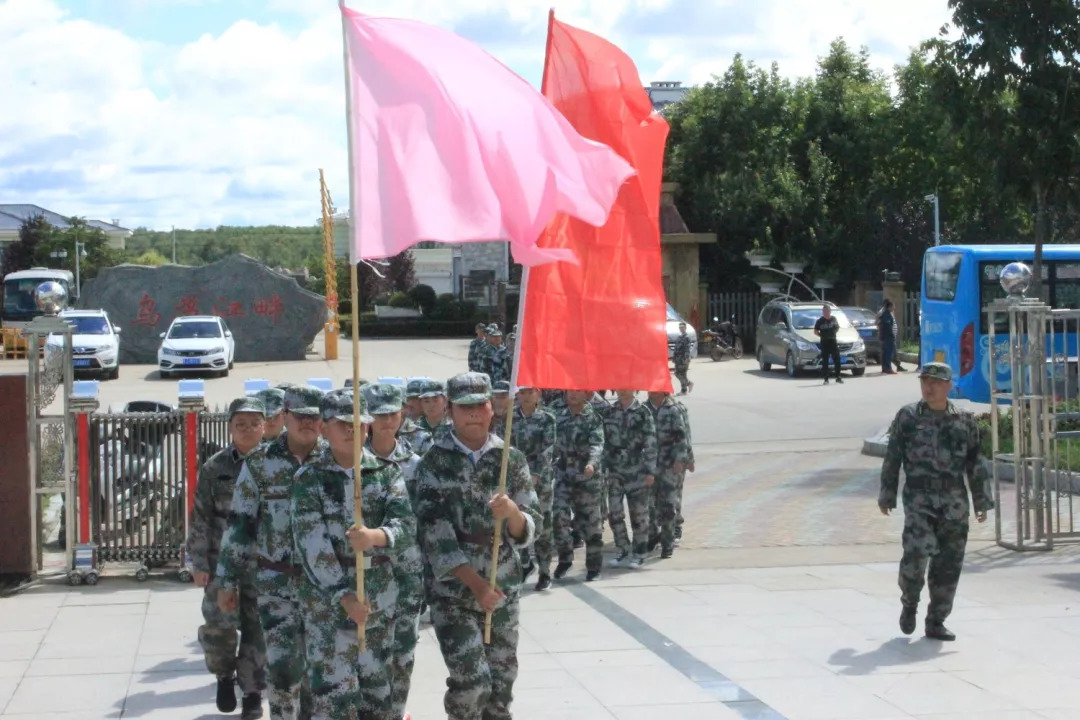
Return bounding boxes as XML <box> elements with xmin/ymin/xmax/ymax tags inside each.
<box><xmin>174</xmin><ymin>295</ymin><xmax>199</xmax><ymax>316</ymax></box>
<box><xmin>211</xmin><ymin>298</ymin><xmax>245</xmax><ymax>318</ymax></box>
<box><xmin>252</xmin><ymin>293</ymin><xmax>285</xmax><ymax>323</ymax></box>
<box><xmin>131</xmin><ymin>293</ymin><xmax>162</xmax><ymax>327</ymax></box>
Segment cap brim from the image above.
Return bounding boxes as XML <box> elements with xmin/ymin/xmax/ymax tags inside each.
<box><xmin>326</xmin><ymin>412</ymin><xmax>374</xmax><ymax>424</ymax></box>
<box><xmin>452</xmin><ymin>393</ymin><xmax>491</xmax><ymax>405</ymax></box>
<box><xmin>419</xmin><ymin>391</ymin><xmax>445</xmax><ymax>398</ymax></box>
<box><xmin>370</xmin><ymin>404</ymin><xmax>403</xmax><ymax>415</ymax></box>
<box><xmin>289</xmin><ymin>408</ymin><xmax>321</xmax><ymax>416</ymax></box>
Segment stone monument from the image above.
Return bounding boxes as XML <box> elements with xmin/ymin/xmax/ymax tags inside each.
<box><xmin>76</xmin><ymin>254</ymin><xmax>326</xmax><ymax>364</ymax></box>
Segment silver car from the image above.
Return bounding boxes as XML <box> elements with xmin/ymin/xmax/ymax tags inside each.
<box><xmin>755</xmin><ymin>301</ymin><xmax>867</xmax><ymax>377</ymax></box>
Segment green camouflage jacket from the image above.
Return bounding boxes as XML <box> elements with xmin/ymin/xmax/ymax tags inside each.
<box><xmin>673</xmin><ymin>334</ymin><xmax>692</xmax><ymax>367</ymax></box>
<box><xmin>555</xmin><ymin>403</ymin><xmax>605</xmax><ymax>475</ymax></box>
<box><xmin>468</xmin><ymin>337</ymin><xmax>488</xmax><ymax>373</ymax></box>
<box><xmin>602</xmin><ymin>399</ymin><xmax>658</xmax><ymax>479</ymax></box>
<box><xmin>367</xmin><ymin>437</ymin><xmax>425</xmax><ymax>605</ymax></box>
<box><xmin>187</xmin><ymin>443</ymin><xmax>252</xmax><ymax>576</ymax></box>
<box><xmin>397</xmin><ymin>417</ymin><xmax>431</xmax><ymax>456</ymax></box>
<box><xmin>216</xmin><ymin>432</ymin><xmax>326</xmax><ymax>593</ymax></box>
<box><xmin>292</xmin><ymin>447</ymin><xmax>414</xmax><ymax>620</ymax></box>
<box><xmin>485</xmin><ymin>345</ymin><xmax>511</xmax><ymax>384</ymax></box>
<box><xmin>413</xmin><ymin>432</ymin><xmax>541</xmax><ymax>611</ymax></box>
<box><xmin>880</xmin><ymin>400</ymin><xmax>994</xmax><ymax>512</ymax></box>
<box><xmin>509</xmin><ymin>405</ymin><xmax>557</xmax><ymax>481</ymax></box>
<box><xmin>647</xmin><ymin>397</ymin><xmax>692</xmax><ymax>469</ymax></box>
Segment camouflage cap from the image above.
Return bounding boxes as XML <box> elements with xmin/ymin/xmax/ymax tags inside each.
<box><xmin>321</xmin><ymin>388</ymin><xmax>373</xmax><ymax>424</ymax></box>
<box><xmin>486</xmin><ymin>325</ymin><xmax>503</xmax><ymax>337</ymax></box>
<box><xmin>919</xmin><ymin>361</ymin><xmax>953</xmax><ymax>383</ymax></box>
<box><xmin>362</xmin><ymin>383</ymin><xmax>404</xmax><ymax>415</ymax></box>
<box><xmin>228</xmin><ymin>396</ymin><xmax>266</xmax><ymax>420</ymax></box>
<box><xmin>254</xmin><ymin>388</ymin><xmax>285</xmax><ymax>416</ymax></box>
<box><xmin>405</xmin><ymin>377</ymin><xmax>428</xmax><ymax>398</ymax></box>
<box><xmin>276</xmin><ymin>381</ymin><xmax>298</xmax><ymax>391</ymax></box>
<box><xmin>447</xmin><ymin>372</ymin><xmax>491</xmax><ymax>405</ymax></box>
<box><xmin>344</xmin><ymin>378</ymin><xmax>370</xmax><ymax>389</ymax></box>
<box><xmin>284</xmin><ymin>386</ymin><xmax>324</xmax><ymax>416</ymax></box>
<box><xmin>491</xmin><ymin>380</ymin><xmax>510</xmax><ymax>395</ymax></box>
<box><xmin>419</xmin><ymin>378</ymin><xmax>447</xmax><ymax>398</ymax></box>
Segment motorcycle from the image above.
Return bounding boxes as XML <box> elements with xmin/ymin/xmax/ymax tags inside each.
<box><xmin>703</xmin><ymin>314</ymin><xmax>744</xmax><ymax>361</ymax></box>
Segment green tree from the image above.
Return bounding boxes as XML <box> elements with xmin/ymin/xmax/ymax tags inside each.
<box><xmin>129</xmin><ymin>250</ymin><xmax>170</xmax><ymax>266</ymax></box>
<box><xmin>1</xmin><ymin>214</ymin><xmax>52</xmax><ymax>279</ymax></box>
<box><xmin>386</xmin><ymin>250</ymin><xmax>416</xmax><ymax>292</ymax></box>
<box><xmin>944</xmin><ymin>0</ymin><xmax>1080</xmax><ymax>293</ymax></box>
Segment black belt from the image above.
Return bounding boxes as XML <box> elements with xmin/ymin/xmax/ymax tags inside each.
<box><xmin>256</xmin><ymin>557</ymin><xmax>300</xmax><ymax>576</ymax></box>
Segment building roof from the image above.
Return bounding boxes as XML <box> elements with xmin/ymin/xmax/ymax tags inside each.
<box><xmin>0</xmin><ymin>204</ymin><xmax>131</xmax><ymax>233</ymax></box>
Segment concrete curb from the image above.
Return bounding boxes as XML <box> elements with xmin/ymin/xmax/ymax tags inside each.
<box><xmin>898</xmin><ymin>351</ymin><xmax>918</xmax><ymax>364</ymax></box>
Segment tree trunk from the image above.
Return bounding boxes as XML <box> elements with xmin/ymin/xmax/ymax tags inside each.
<box><xmin>1032</xmin><ymin>179</ymin><xmax>1049</xmax><ymax>300</ymax></box>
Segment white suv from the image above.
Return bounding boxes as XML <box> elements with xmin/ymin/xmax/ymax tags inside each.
<box><xmin>47</xmin><ymin>309</ymin><xmax>122</xmax><ymax>380</ymax></box>
<box><xmin>157</xmin><ymin>315</ymin><xmax>235</xmax><ymax>378</ymax></box>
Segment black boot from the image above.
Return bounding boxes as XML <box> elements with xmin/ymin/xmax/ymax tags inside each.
<box><xmin>554</xmin><ymin>561</ymin><xmax>573</xmax><ymax>579</ymax></box>
<box><xmin>521</xmin><ymin>559</ymin><xmax>537</xmax><ymax>583</ymax></box>
<box><xmin>586</xmin><ymin>569</ymin><xmax>601</xmax><ymax>582</ymax></box>
<box><xmin>899</xmin><ymin>605</ymin><xmax>916</xmax><ymax>635</ymax></box>
<box><xmin>216</xmin><ymin>675</ymin><xmax>237</xmax><ymax>713</ymax></box>
<box><xmin>660</xmin><ymin>546</ymin><xmax>673</xmax><ymax>559</ymax></box>
<box><xmin>647</xmin><ymin>533</ymin><xmax>660</xmax><ymax>553</ymax></box>
<box><xmin>925</xmin><ymin>622</ymin><xmax>956</xmax><ymax>641</ymax></box>
<box><xmin>535</xmin><ymin>574</ymin><xmax>551</xmax><ymax>591</ymax></box>
<box><xmin>241</xmin><ymin>693</ymin><xmax>264</xmax><ymax>720</ymax></box>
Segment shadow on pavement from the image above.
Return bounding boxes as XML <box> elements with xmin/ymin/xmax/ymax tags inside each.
<box><xmin>828</xmin><ymin>636</ymin><xmax>951</xmax><ymax>675</ymax></box>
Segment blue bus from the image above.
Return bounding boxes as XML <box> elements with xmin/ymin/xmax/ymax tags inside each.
<box><xmin>921</xmin><ymin>244</ymin><xmax>1080</xmax><ymax>402</ymax></box>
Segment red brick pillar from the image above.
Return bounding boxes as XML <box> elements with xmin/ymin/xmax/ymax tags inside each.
<box><xmin>0</xmin><ymin>375</ymin><xmax>31</xmax><ymax>579</ymax></box>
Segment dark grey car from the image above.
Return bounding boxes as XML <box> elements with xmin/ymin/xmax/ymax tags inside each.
<box><xmin>841</xmin><ymin>307</ymin><xmax>881</xmax><ymax>363</ymax></box>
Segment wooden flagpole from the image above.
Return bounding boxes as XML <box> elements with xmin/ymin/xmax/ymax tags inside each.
<box><xmin>339</xmin><ymin>0</ymin><xmax>365</xmax><ymax>652</ymax></box>
<box><xmin>484</xmin><ymin>6</ymin><xmax>556</xmax><ymax>645</ymax></box>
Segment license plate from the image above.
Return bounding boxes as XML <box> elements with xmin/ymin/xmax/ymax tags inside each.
<box><xmin>182</xmin><ymin>358</ymin><xmax>202</xmax><ymax>366</ymax></box>
<box><xmin>73</xmin><ymin>359</ymin><xmax>91</xmax><ymax>367</ymax></box>
<box><xmin>840</xmin><ymin>355</ymin><xmax>848</xmax><ymax>363</ymax></box>
<box><xmin>859</xmin><ymin>329</ymin><xmax>873</xmax><ymax>337</ymax></box>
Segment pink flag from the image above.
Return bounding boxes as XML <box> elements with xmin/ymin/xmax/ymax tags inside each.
<box><xmin>339</xmin><ymin>5</ymin><xmax>635</xmax><ymax>265</ymax></box>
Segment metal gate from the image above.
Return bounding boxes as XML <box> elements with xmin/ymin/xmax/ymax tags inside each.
<box><xmin>988</xmin><ymin>293</ymin><xmax>1080</xmax><ymax>550</ymax></box>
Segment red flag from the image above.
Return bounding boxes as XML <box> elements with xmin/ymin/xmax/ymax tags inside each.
<box><xmin>514</xmin><ymin>13</ymin><xmax>672</xmax><ymax>392</ymax></box>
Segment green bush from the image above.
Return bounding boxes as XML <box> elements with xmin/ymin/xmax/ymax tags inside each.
<box><xmin>388</xmin><ymin>291</ymin><xmax>415</xmax><ymax>309</ymax></box>
<box><xmin>430</xmin><ymin>294</ymin><xmax>477</xmax><ymax>321</ymax></box>
<box><xmin>356</xmin><ymin>320</ymin><xmax>475</xmax><ymax>337</ymax></box>
<box><xmin>409</xmin><ymin>284</ymin><xmax>437</xmax><ymax>315</ymax></box>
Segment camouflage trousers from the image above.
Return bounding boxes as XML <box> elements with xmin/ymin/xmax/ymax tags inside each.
<box><xmin>429</xmin><ymin>600</ymin><xmax>520</xmax><ymax>720</ymax></box>
<box><xmin>674</xmin><ymin>364</ymin><xmax>690</xmax><ymax>393</ymax></box>
<box><xmin>199</xmin><ymin>578</ymin><xmax>267</xmax><ymax>694</ymax></box>
<box><xmin>527</xmin><ymin>473</ymin><xmax>555</xmax><ymax>576</ymax></box>
<box><xmin>899</xmin><ymin>489</ymin><xmax>970</xmax><ymax>623</ymax></box>
<box><xmin>391</xmin><ymin>578</ymin><xmax>424</xmax><ymax>718</ymax></box>
<box><xmin>649</xmin><ymin>469</ymin><xmax>680</xmax><ymax>552</ymax></box>
<box><xmin>607</xmin><ymin>474</ymin><xmax>652</xmax><ymax>556</ymax></box>
<box><xmin>553</xmin><ymin>472</ymin><xmax>603</xmax><ymax>573</ymax></box>
<box><xmin>675</xmin><ymin>469</ymin><xmax>686</xmax><ymax>540</ymax></box>
<box><xmin>573</xmin><ymin>477</ymin><xmax>607</xmax><ymax>539</ymax></box>
<box><xmin>256</xmin><ymin>583</ymin><xmax>311</xmax><ymax>720</ymax></box>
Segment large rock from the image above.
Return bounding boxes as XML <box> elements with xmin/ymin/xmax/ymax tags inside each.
<box><xmin>76</xmin><ymin>254</ymin><xmax>326</xmax><ymax>364</ymax></box>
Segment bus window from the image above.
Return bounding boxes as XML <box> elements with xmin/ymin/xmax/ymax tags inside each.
<box><xmin>925</xmin><ymin>252</ymin><xmax>963</xmax><ymax>301</ymax></box>
<box><xmin>979</xmin><ymin>260</ymin><xmax>1048</xmax><ymax>334</ymax></box>
<box><xmin>1053</xmin><ymin>262</ymin><xmax>1080</xmax><ymax>309</ymax></box>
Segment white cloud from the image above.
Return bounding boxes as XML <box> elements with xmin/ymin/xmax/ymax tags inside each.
<box><xmin>0</xmin><ymin>0</ymin><xmax>953</xmax><ymax>235</ymax></box>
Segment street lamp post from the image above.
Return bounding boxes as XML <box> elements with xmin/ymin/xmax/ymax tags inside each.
<box><xmin>924</xmin><ymin>192</ymin><xmax>941</xmax><ymax>246</ymax></box>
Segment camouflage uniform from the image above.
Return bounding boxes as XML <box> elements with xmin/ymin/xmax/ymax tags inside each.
<box><xmin>414</xmin><ymin>379</ymin><xmax>453</xmax><ymax>455</ymax></box>
<box><xmin>673</xmin><ymin>398</ymin><xmax>694</xmax><ymax>543</ymax></box>
<box><xmin>673</xmin><ymin>333</ymin><xmax>692</xmax><ymax>394</ymax></box>
<box><xmin>484</xmin><ymin>326</ymin><xmax>510</xmax><ymax>384</ymax></box>
<box><xmin>602</xmin><ymin>398</ymin><xmax>658</xmax><ymax>562</ymax></box>
<box><xmin>507</xmin><ymin>400</ymin><xmax>557</xmax><ymax>578</ymax></box>
<box><xmin>413</xmin><ymin>373</ymin><xmax>541</xmax><ymax>720</ymax></box>
<box><xmin>647</xmin><ymin>395</ymin><xmax>692</xmax><ymax>555</ymax></box>
<box><xmin>468</xmin><ymin>334</ymin><xmax>488</xmax><ymax>374</ymax></box>
<box><xmin>541</xmin><ymin>389</ymin><xmax>565</xmax><ymax>412</ymax></box>
<box><xmin>293</xmin><ymin>391</ymin><xmax>414</xmax><ymax>720</ymax></box>
<box><xmin>218</xmin><ymin>387</ymin><xmax>327</xmax><ymax>720</ymax></box>
<box><xmin>553</xmin><ymin>402</ymin><xmax>605</xmax><ymax>575</ymax></box>
<box><xmin>880</xmin><ymin>368</ymin><xmax>993</xmax><ymax>628</ymax></box>
<box><xmin>363</xmin><ymin>383</ymin><xmax>425</xmax><ymax>719</ymax></box>
<box><xmin>589</xmin><ymin>393</ymin><xmax>611</xmax><ymax>525</ymax></box>
<box><xmin>396</xmin><ymin>417</ymin><xmax>431</xmax><ymax>457</ymax></box>
<box><xmin>187</xmin><ymin>398</ymin><xmax>268</xmax><ymax>701</ymax></box>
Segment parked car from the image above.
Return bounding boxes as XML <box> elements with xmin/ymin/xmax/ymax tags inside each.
<box><xmin>157</xmin><ymin>315</ymin><xmax>235</xmax><ymax>379</ymax></box>
<box><xmin>46</xmin><ymin>309</ymin><xmax>122</xmax><ymax>380</ymax></box>
<box><xmin>840</xmin><ymin>306</ymin><xmax>881</xmax><ymax>363</ymax></box>
<box><xmin>666</xmin><ymin>303</ymin><xmax>698</xmax><ymax>359</ymax></box>
<box><xmin>755</xmin><ymin>300</ymin><xmax>867</xmax><ymax>377</ymax></box>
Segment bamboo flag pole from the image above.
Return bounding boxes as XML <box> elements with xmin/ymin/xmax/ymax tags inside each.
<box><xmin>339</xmin><ymin>0</ymin><xmax>365</xmax><ymax>651</ymax></box>
<box><xmin>484</xmin><ymin>6</ymin><xmax>556</xmax><ymax>645</ymax></box>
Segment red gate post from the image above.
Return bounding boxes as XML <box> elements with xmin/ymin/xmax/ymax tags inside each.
<box><xmin>177</xmin><ymin>380</ymin><xmax>206</xmax><ymax>583</ymax></box>
<box><xmin>69</xmin><ymin>382</ymin><xmax>100</xmax><ymax>585</ymax></box>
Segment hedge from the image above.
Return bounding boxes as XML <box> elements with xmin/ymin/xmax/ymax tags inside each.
<box><xmin>338</xmin><ymin>316</ymin><xmax>475</xmax><ymax>337</ymax></box>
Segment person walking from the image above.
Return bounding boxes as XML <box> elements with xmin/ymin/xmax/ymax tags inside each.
<box><xmin>878</xmin><ymin>299</ymin><xmax>907</xmax><ymax>374</ymax></box>
<box><xmin>467</xmin><ymin>324</ymin><xmax>488</xmax><ymax>374</ymax></box>
<box><xmin>879</xmin><ymin>362</ymin><xmax>993</xmax><ymax>641</ymax></box>
<box><xmin>603</xmin><ymin>390</ymin><xmax>657</xmax><ymax>569</ymax></box>
<box><xmin>814</xmin><ymin>305</ymin><xmax>843</xmax><ymax>384</ymax></box>
<box><xmin>672</xmin><ymin>322</ymin><xmax>693</xmax><ymax>395</ymax></box>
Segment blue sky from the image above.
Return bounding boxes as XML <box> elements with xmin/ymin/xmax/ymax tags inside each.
<box><xmin>0</xmin><ymin>0</ymin><xmax>953</xmax><ymax>232</ymax></box>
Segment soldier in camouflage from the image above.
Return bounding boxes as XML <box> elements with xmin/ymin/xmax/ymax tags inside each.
<box><xmin>468</xmin><ymin>323</ymin><xmax>488</xmax><ymax>374</ymax></box>
<box><xmin>415</xmin><ymin>379</ymin><xmax>452</xmax><ymax>455</ymax></box>
<box><xmin>541</xmin><ymin>389</ymin><xmax>565</xmax><ymax>413</ymax></box>
<box><xmin>403</xmin><ymin>377</ymin><xmax>425</xmax><ymax>423</ymax></box>
<box><xmin>603</xmin><ymin>390</ymin><xmax>658</xmax><ymax>570</ymax></box>
<box><xmin>292</xmin><ymin>389</ymin><xmax>414</xmax><ymax>720</ymax></box>
<box><xmin>489</xmin><ymin>381</ymin><xmax>512</xmax><ymax>439</ymax></box>
<box><xmin>217</xmin><ymin>386</ymin><xmax>327</xmax><ymax>720</ymax></box>
<box><xmin>413</xmin><ymin>372</ymin><xmax>541</xmax><ymax>720</ymax></box>
<box><xmin>188</xmin><ymin>396</ymin><xmax>268</xmax><ymax>719</ymax></box>
<box><xmin>880</xmin><ymin>362</ymin><xmax>993</xmax><ymax>642</ymax></box>
<box><xmin>256</xmin><ymin>388</ymin><xmax>287</xmax><ymax>442</ymax></box>
<box><xmin>646</xmin><ymin>391</ymin><xmax>693</xmax><ymax>559</ymax></box>
<box><xmin>553</xmin><ymin>390</ymin><xmax>605</xmax><ymax>581</ymax></box>
<box><xmin>672</xmin><ymin>322</ymin><xmax>693</xmax><ymax>395</ymax></box>
<box><xmin>483</xmin><ymin>326</ymin><xmax>511</xmax><ymax>384</ymax></box>
<box><xmin>508</xmin><ymin>385</ymin><xmax>557</xmax><ymax>591</ymax></box>
<box><xmin>362</xmin><ymin>382</ymin><xmax>424</xmax><ymax>718</ymax></box>
<box><xmin>673</xmin><ymin>397</ymin><xmax>695</xmax><ymax>546</ymax></box>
